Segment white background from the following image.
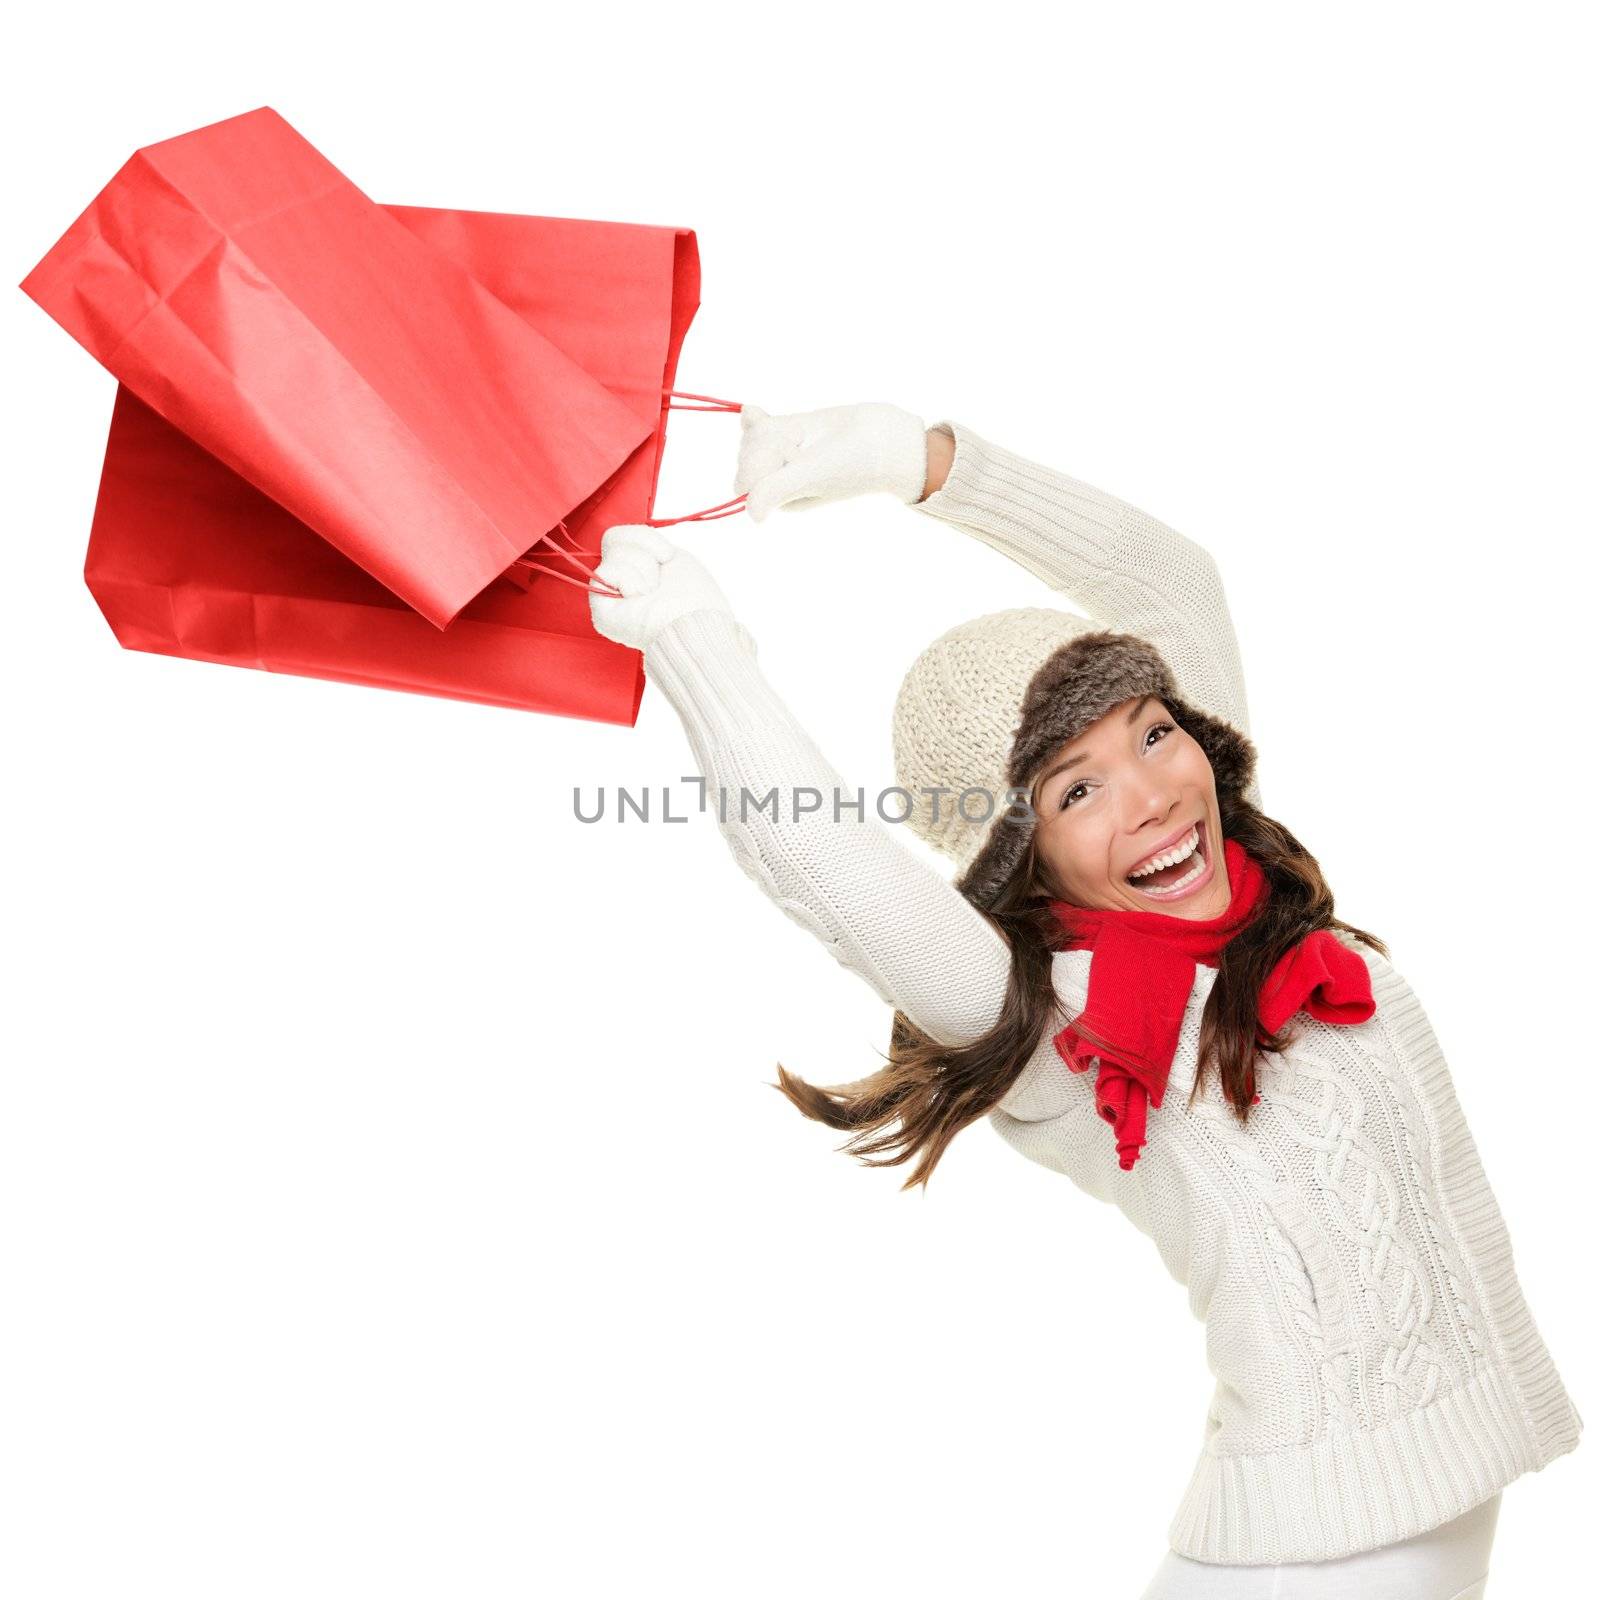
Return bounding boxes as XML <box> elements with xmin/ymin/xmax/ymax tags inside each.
<box><xmin>4</xmin><ymin>5</ymin><xmax>1596</xmax><ymax>1596</ymax></box>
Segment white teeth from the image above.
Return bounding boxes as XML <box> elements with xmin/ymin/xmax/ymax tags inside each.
<box><xmin>1131</xmin><ymin>850</ymin><xmax>1208</xmax><ymax>897</ymax></box>
<box><xmin>1127</xmin><ymin>826</ymin><xmax>1199</xmax><ymax>880</ymax></box>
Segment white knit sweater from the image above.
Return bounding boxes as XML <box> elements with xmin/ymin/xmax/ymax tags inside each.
<box><xmin>640</xmin><ymin>420</ymin><xmax>1583</xmax><ymax>1565</ymax></box>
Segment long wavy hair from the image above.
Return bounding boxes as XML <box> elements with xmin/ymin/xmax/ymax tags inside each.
<box><xmin>771</xmin><ymin>786</ymin><xmax>1387</xmax><ymax>1191</ymax></box>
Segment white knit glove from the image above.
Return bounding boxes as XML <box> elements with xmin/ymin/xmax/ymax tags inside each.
<box><xmin>588</xmin><ymin>524</ymin><xmax>735</xmax><ymax>651</ymax></box>
<box><xmin>734</xmin><ymin>402</ymin><xmax>929</xmax><ymax>523</ymax></box>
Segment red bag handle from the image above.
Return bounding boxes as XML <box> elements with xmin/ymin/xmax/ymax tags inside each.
<box><xmin>511</xmin><ymin>387</ymin><xmax>747</xmax><ymax>598</ymax></box>
<box><xmin>645</xmin><ymin>390</ymin><xmax>747</xmax><ymax>525</ymax></box>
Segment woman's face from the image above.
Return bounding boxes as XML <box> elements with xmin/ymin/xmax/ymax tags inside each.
<box><xmin>1029</xmin><ymin>694</ymin><xmax>1232</xmax><ymax>918</ymax></box>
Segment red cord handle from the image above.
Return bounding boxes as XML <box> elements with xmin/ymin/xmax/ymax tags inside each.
<box><xmin>510</xmin><ymin>386</ymin><xmax>748</xmax><ymax>595</ymax></box>
<box><xmin>509</xmin><ymin>520</ymin><xmax>622</xmax><ymax>597</ymax></box>
<box><xmin>646</xmin><ymin>389</ymin><xmax>748</xmax><ymax>525</ymax></box>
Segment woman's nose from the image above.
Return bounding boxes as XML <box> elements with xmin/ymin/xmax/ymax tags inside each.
<box><xmin>1124</xmin><ymin>783</ymin><xmax>1184</xmax><ymax>835</ymax></box>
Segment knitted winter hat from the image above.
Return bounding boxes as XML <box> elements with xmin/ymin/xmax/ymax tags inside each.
<box><xmin>891</xmin><ymin>608</ymin><xmax>1259</xmax><ymax>911</ymax></box>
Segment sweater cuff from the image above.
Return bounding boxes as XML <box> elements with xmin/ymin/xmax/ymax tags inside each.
<box><xmin>911</xmin><ymin>418</ymin><xmax>1003</xmax><ymax>524</ymax></box>
<box><xmin>644</xmin><ymin>606</ymin><xmax>756</xmax><ymax>669</ymax></box>
<box><xmin>905</xmin><ymin>418</ymin><xmax>1133</xmax><ymax>584</ymax></box>
<box><xmin>641</xmin><ymin>607</ymin><xmax>767</xmax><ymax>725</ymax></box>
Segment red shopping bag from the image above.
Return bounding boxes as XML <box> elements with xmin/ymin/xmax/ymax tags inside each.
<box><xmin>22</xmin><ymin>109</ymin><xmax>742</xmax><ymax>721</ymax></box>
<box><xmin>78</xmin><ymin>206</ymin><xmax>722</xmax><ymax>721</ymax></box>
<box><xmin>21</xmin><ymin>106</ymin><xmax>657</xmax><ymax>632</ymax></box>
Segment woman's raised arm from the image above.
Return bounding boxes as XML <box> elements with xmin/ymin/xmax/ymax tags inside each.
<box><xmin>912</xmin><ymin>421</ymin><xmax>1259</xmax><ymax>808</ymax></box>
<box><xmin>590</xmin><ymin>528</ymin><xmax>1013</xmax><ymax>1049</ymax></box>
<box><xmin>737</xmin><ymin>404</ymin><xmax>1258</xmax><ymax>809</ymax></box>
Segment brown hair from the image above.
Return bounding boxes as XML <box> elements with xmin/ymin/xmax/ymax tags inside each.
<box><xmin>770</xmin><ymin>789</ymin><xmax>1387</xmax><ymax>1190</ymax></box>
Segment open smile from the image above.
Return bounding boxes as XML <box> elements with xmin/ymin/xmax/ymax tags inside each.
<box><xmin>1124</xmin><ymin>819</ymin><xmax>1216</xmax><ymax>903</ymax></box>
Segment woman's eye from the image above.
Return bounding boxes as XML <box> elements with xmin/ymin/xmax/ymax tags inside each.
<box><xmin>1056</xmin><ymin>725</ymin><xmax>1174</xmax><ymax>811</ymax></box>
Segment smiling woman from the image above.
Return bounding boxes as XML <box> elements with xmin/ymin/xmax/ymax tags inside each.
<box><xmin>872</xmin><ymin>602</ymin><xmax>1385</xmax><ymax>1171</ymax></box>
<box><xmin>587</xmin><ymin>403</ymin><xmax>1582</xmax><ymax>1594</ymax></box>
<box><xmin>1034</xmin><ymin>696</ymin><xmax>1226</xmax><ymax>910</ymax></box>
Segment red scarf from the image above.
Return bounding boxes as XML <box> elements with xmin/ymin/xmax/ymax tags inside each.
<box><xmin>1048</xmin><ymin>836</ymin><xmax>1375</xmax><ymax>1172</ymax></box>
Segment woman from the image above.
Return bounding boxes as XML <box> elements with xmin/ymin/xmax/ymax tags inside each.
<box><xmin>588</xmin><ymin>402</ymin><xmax>1581</xmax><ymax>1597</ymax></box>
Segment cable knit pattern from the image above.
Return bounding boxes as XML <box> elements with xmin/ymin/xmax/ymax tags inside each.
<box><xmin>640</xmin><ymin>421</ymin><xmax>1581</xmax><ymax>1564</ymax></box>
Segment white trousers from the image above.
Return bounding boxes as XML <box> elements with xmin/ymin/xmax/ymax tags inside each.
<box><xmin>1138</xmin><ymin>1493</ymin><xmax>1501</xmax><ymax>1600</ymax></box>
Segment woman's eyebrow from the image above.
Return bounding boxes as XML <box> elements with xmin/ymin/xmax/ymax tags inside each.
<box><xmin>1035</xmin><ymin>695</ymin><xmax>1154</xmax><ymax>788</ymax></box>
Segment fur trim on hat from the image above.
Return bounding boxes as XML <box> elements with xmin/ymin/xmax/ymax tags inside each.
<box><xmin>954</xmin><ymin>631</ymin><xmax>1258</xmax><ymax>912</ymax></box>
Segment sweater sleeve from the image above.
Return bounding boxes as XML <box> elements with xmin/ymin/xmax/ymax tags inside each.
<box><xmin>913</xmin><ymin>420</ymin><xmax>1261</xmax><ymax>807</ymax></box>
<box><xmin>641</xmin><ymin>607</ymin><xmax>1011</xmax><ymax>1048</ymax></box>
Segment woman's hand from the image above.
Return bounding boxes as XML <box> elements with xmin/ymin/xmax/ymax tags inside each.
<box><xmin>734</xmin><ymin>402</ymin><xmax>931</xmax><ymax>522</ymax></box>
<box><xmin>589</xmin><ymin>525</ymin><xmax>735</xmax><ymax>651</ymax></box>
